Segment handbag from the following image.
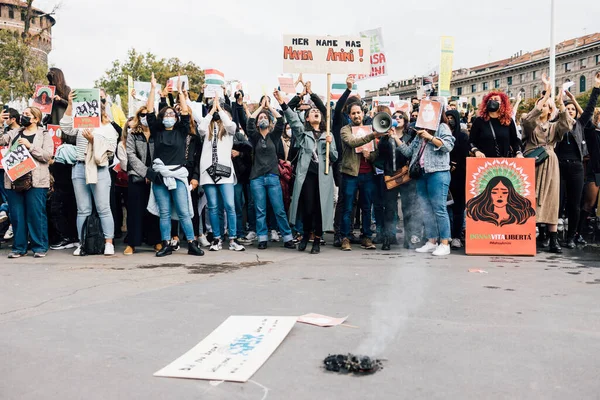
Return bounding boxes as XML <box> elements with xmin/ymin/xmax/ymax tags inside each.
<box><xmin>11</xmin><ymin>172</ymin><xmax>33</xmax><ymax>192</ymax></box>
<box><xmin>207</xmin><ymin>125</ymin><xmax>232</xmax><ymax>183</ymax></box>
<box><xmin>384</xmin><ymin>165</ymin><xmax>411</xmax><ymax>189</ymax></box>
<box><xmin>409</xmin><ymin>141</ymin><xmax>427</xmax><ymax>180</ymax></box>
<box><xmin>525</xmin><ymin>146</ymin><xmax>549</xmax><ymax>165</ymax></box>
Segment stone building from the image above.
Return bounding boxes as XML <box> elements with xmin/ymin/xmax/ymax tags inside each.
<box><xmin>0</xmin><ymin>0</ymin><xmax>55</xmax><ymax>64</ymax></box>
<box><xmin>365</xmin><ymin>33</ymin><xmax>600</xmax><ymax>108</ymax></box>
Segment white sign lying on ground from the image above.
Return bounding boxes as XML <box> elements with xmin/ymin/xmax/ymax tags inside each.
<box><xmin>154</xmin><ymin>316</ymin><xmax>297</xmax><ymax>382</ymax></box>
<box><xmin>297</xmin><ymin>313</ymin><xmax>348</xmax><ymax>327</ymax></box>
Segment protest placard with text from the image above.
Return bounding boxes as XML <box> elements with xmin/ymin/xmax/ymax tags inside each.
<box><xmin>204</xmin><ymin>69</ymin><xmax>225</xmax><ymax>98</ymax></box>
<box><xmin>73</xmin><ymin>89</ymin><xmax>101</xmax><ymax>129</ymax></box>
<box><xmin>352</xmin><ymin>126</ymin><xmax>374</xmax><ymax>153</ymax></box>
<box><xmin>349</xmin><ymin>27</ymin><xmax>386</xmax><ymax>81</ymax></box>
<box><xmin>47</xmin><ymin>124</ymin><xmax>62</xmax><ymax>155</ymax></box>
<box><xmin>1</xmin><ymin>144</ymin><xmax>37</xmax><ymax>181</ymax></box>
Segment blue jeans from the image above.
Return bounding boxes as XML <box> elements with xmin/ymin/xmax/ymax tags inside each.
<box><xmin>204</xmin><ymin>183</ymin><xmax>237</xmax><ymax>239</ymax></box>
<box><xmin>250</xmin><ymin>174</ymin><xmax>293</xmax><ymax>242</ymax></box>
<box><xmin>234</xmin><ymin>183</ymin><xmax>245</xmax><ymax>237</ymax></box>
<box><xmin>72</xmin><ymin>163</ymin><xmax>114</xmax><ymax>240</ymax></box>
<box><xmin>341</xmin><ymin>173</ymin><xmax>375</xmax><ymax>239</ymax></box>
<box><xmin>5</xmin><ymin>188</ymin><xmax>48</xmax><ymax>254</ymax></box>
<box><xmin>416</xmin><ymin>171</ymin><xmax>451</xmax><ymax>241</ymax></box>
<box><xmin>153</xmin><ymin>180</ymin><xmax>195</xmax><ymax>242</ymax></box>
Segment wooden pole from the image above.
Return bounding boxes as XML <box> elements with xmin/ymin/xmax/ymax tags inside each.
<box><xmin>325</xmin><ymin>73</ymin><xmax>331</xmax><ymax>175</ymax></box>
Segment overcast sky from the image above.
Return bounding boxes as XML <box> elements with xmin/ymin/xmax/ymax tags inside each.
<box><xmin>37</xmin><ymin>0</ymin><xmax>599</xmax><ymax>101</ymax></box>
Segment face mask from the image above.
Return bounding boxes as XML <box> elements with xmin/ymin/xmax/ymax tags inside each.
<box><xmin>285</xmin><ymin>129</ymin><xmax>292</xmax><ymax>137</ymax></box>
<box><xmin>101</xmin><ymin>98</ymin><xmax>107</xmax><ymax>104</ymax></box>
<box><xmin>486</xmin><ymin>100</ymin><xmax>500</xmax><ymax>112</ymax></box>
<box><xmin>258</xmin><ymin>120</ymin><xmax>270</xmax><ymax>130</ymax></box>
<box><xmin>410</xmin><ymin>117</ymin><xmax>417</xmax><ymax>123</ymax></box>
<box><xmin>140</xmin><ymin>116</ymin><xmax>148</xmax><ymax>127</ymax></box>
<box><xmin>21</xmin><ymin>115</ymin><xmax>32</xmax><ymax>127</ymax></box>
<box><xmin>163</xmin><ymin>117</ymin><xmax>176</xmax><ymax>128</ymax></box>
<box><xmin>448</xmin><ymin>119</ymin><xmax>456</xmax><ymax>129</ymax></box>
<box><xmin>2</xmin><ymin>121</ymin><xmax>8</xmax><ymax>129</ymax></box>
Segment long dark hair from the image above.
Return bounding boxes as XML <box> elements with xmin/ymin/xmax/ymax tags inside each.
<box><xmin>466</xmin><ymin>176</ymin><xmax>535</xmax><ymax>227</ymax></box>
<box><xmin>47</xmin><ymin>67</ymin><xmax>70</xmax><ymax>99</ymax></box>
<box><xmin>303</xmin><ymin>107</ymin><xmax>326</xmax><ymax>133</ymax></box>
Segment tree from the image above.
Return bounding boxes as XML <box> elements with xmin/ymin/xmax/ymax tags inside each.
<box><xmin>0</xmin><ymin>30</ymin><xmax>46</xmax><ymax>101</ymax></box>
<box><xmin>95</xmin><ymin>49</ymin><xmax>206</xmax><ymax>111</ymax></box>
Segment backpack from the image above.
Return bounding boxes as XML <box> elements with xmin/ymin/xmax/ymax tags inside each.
<box><xmin>80</xmin><ymin>210</ymin><xmax>105</xmax><ymax>256</ymax></box>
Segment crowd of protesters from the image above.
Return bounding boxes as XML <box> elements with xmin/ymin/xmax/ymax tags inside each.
<box><xmin>1</xmin><ymin>68</ymin><xmax>600</xmax><ymax>259</ymax></box>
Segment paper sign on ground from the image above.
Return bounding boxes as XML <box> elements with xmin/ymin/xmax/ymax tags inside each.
<box><xmin>297</xmin><ymin>313</ymin><xmax>348</xmax><ymax>327</ymax></box>
<box><xmin>47</xmin><ymin>124</ymin><xmax>62</xmax><ymax>154</ymax></box>
<box><xmin>278</xmin><ymin>76</ymin><xmax>297</xmax><ymax>94</ymax></box>
<box><xmin>465</xmin><ymin>158</ymin><xmax>537</xmax><ymax>256</ymax></box>
<box><xmin>439</xmin><ymin>36</ymin><xmax>455</xmax><ymax>97</ymax></box>
<box><xmin>166</xmin><ymin>75</ymin><xmax>189</xmax><ymax>92</ymax></box>
<box><xmin>154</xmin><ymin>316</ymin><xmax>297</xmax><ymax>383</ymax></box>
<box><xmin>331</xmin><ymin>82</ymin><xmax>358</xmax><ymax>101</ymax></box>
<box><xmin>1</xmin><ymin>145</ymin><xmax>37</xmax><ymax>181</ymax></box>
<box><xmin>32</xmin><ymin>85</ymin><xmax>55</xmax><ymax>115</ymax></box>
<box><xmin>415</xmin><ymin>99</ymin><xmax>442</xmax><ymax>131</ymax></box>
<box><xmin>204</xmin><ymin>69</ymin><xmax>225</xmax><ymax>98</ymax></box>
<box><xmin>349</xmin><ymin>27</ymin><xmax>387</xmax><ymax>81</ymax></box>
<box><xmin>282</xmin><ymin>35</ymin><xmax>370</xmax><ymax>75</ymax></box>
<box><xmin>73</xmin><ymin>89</ymin><xmax>101</xmax><ymax>129</ymax></box>
<box><xmin>352</xmin><ymin>126</ymin><xmax>374</xmax><ymax>153</ymax></box>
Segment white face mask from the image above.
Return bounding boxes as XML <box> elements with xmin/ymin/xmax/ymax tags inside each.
<box><xmin>285</xmin><ymin>129</ymin><xmax>292</xmax><ymax>137</ymax></box>
<box><xmin>140</xmin><ymin>116</ymin><xmax>148</xmax><ymax>127</ymax></box>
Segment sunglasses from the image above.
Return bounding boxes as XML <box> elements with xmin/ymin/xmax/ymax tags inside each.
<box><xmin>138</xmin><ymin>112</ymin><xmax>148</xmax><ymax>117</ymax></box>
<box><xmin>164</xmin><ymin>111</ymin><xmax>176</xmax><ymax>117</ymax></box>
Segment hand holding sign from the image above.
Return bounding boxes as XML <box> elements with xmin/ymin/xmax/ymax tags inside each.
<box><xmin>272</xmin><ymin>89</ymin><xmax>283</xmax><ymax>105</ymax></box>
<box><xmin>68</xmin><ymin>90</ymin><xmax>75</xmax><ymax>106</ymax></box>
<box><xmin>346</xmin><ymin>75</ymin><xmax>355</xmax><ymax>90</ymax></box>
<box><xmin>542</xmin><ymin>73</ymin><xmax>551</xmax><ymax>92</ymax></box>
<box><xmin>82</xmin><ymin>128</ymin><xmax>94</xmax><ymax>143</ymax></box>
<box><xmin>17</xmin><ymin>138</ymin><xmax>32</xmax><ymax>150</ymax></box>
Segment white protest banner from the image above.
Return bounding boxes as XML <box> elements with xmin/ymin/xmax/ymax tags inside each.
<box><xmin>1</xmin><ymin>145</ymin><xmax>37</xmax><ymax>181</ymax></box>
<box><xmin>282</xmin><ymin>35</ymin><xmax>370</xmax><ymax>75</ymax></box>
<box><xmin>350</xmin><ymin>27</ymin><xmax>387</xmax><ymax>81</ymax></box>
<box><xmin>204</xmin><ymin>69</ymin><xmax>225</xmax><ymax>98</ymax></box>
<box><xmin>154</xmin><ymin>316</ymin><xmax>297</xmax><ymax>383</ymax></box>
<box><xmin>73</xmin><ymin>89</ymin><xmax>101</xmax><ymax>129</ymax></box>
<box><xmin>372</xmin><ymin>96</ymin><xmax>410</xmax><ymax>114</ymax></box>
<box><xmin>166</xmin><ymin>75</ymin><xmax>189</xmax><ymax>92</ymax></box>
<box><xmin>278</xmin><ymin>76</ymin><xmax>297</xmax><ymax>94</ymax></box>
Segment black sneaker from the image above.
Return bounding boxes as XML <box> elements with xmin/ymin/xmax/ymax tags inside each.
<box><xmin>258</xmin><ymin>241</ymin><xmax>268</xmax><ymax>250</ymax></box>
<box><xmin>333</xmin><ymin>234</ymin><xmax>342</xmax><ymax>248</ymax></box>
<box><xmin>188</xmin><ymin>240</ymin><xmax>205</xmax><ymax>256</ymax></box>
<box><xmin>284</xmin><ymin>240</ymin><xmax>296</xmax><ymax>249</ymax></box>
<box><xmin>50</xmin><ymin>238</ymin><xmax>78</xmax><ymax>250</ymax></box>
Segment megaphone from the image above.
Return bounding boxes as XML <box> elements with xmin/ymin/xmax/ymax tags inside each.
<box><xmin>372</xmin><ymin>112</ymin><xmax>398</xmax><ymax>134</ymax></box>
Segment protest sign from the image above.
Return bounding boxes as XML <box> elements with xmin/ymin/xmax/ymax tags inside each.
<box><xmin>349</xmin><ymin>27</ymin><xmax>387</xmax><ymax>80</ymax></box>
<box><xmin>282</xmin><ymin>35</ymin><xmax>370</xmax><ymax>75</ymax></box>
<box><xmin>372</xmin><ymin>96</ymin><xmax>411</xmax><ymax>114</ymax></box>
<box><xmin>331</xmin><ymin>82</ymin><xmax>358</xmax><ymax>101</ymax></box>
<box><xmin>352</xmin><ymin>126</ymin><xmax>374</xmax><ymax>153</ymax></box>
<box><xmin>439</xmin><ymin>36</ymin><xmax>455</xmax><ymax>97</ymax></box>
<box><xmin>204</xmin><ymin>69</ymin><xmax>225</xmax><ymax>98</ymax></box>
<box><xmin>465</xmin><ymin>158</ymin><xmax>536</xmax><ymax>256</ymax></box>
<box><xmin>0</xmin><ymin>146</ymin><xmax>7</xmax><ymax>170</ymax></box>
<box><xmin>47</xmin><ymin>124</ymin><xmax>62</xmax><ymax>154</ymax></box>
<box><xmin>32</xmin><ymin>85</ymin><xmax>55</xmax><ymax>115</ymax></box>
<box><xmin>1</xmin><ymin>144</ymin><xmax>37</xmax><ymax>181</ymax></box>
<box><xmin>166</xmin><ymin>75</ymin><xmax>189</xmax><ymax>92</ymax></box>
<box><xmin>415</xmin><ymin>99</ymin><xmax>442</xmax><ymax>131</ymax></box>
<box><xmin>73</xmin><ymin>89</ymin><xmax>101</xmax><ymax>129</ymax></box>
<box><xmin>297</xmin><ymin>313</ymin><xmax>348</xmax><ymax>327</ymax></box>
<box><xmin>278</xmin><ymin>76</ymin><xmax>297</xmax><ymax>94</ymax></box>
<box><xmin>154</xmin><ymin>316</ymin><xmax>297</xmax><ymax>382</ymax></box>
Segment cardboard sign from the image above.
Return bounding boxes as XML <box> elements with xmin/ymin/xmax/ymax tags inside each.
<box><xmin>73</xmin><ymin>89</ymin><xmax>101</xmax><ymax>129</ymax></box>
<box><xmin>166</xmin><ymin>75</ymin><xmax>189</xmax><ymax>92</ymax></box>
<box><xmin>278</xmin><ymin>76</ymin><xmax>297</xmax><ymax>94</ymax></box>
<box><xmin>415</xmin><ymin>99</ymin><xmax>441</xmax><ymax>131</ymax></box>
<box><xmin>331</xmin><ymin>82</ymin><xmax>358</xmax><ymax>101</ymax></box>
<box><xmin>352</xmin><ymin>126</ymin><xmax>374</xmax><ymax>153</ymax></box>
<box><xmin>47</xmin><ymin>124</ymin><xmax>62</xmax><ymax>155</ymax></box>
<box><xmin>439</xmin><ymin>36</ymin><xmax>455</xmax><ymax>97</ymax></box>
<box><xmin>297</xmin><ymin>313</ymin><xmax>348</xmax><ymax>327</ymax></box>
<box><xmin>32</xmin><ymin>85</ymin><xmax>55</xmax><ymax>115</ymax></box>
<box><xmin>154</xmin><ymin>316</ymin><xmax>297</xmax><ymax>383</ymax></box>
<box><xmin>1</xmin><ymin>144</ymin><xmax>37</xmax><ymax>181</ymax></box>
<box><xmin>372</xmin><ymin>96</ymin><xmax>411</xmax><ymax>114</ymax></box>
<box><xmin>349</xmin><ymin>27</ymin><xmax>387</xmax><ymax>81</ymax></box>
<box><xmin>282</xmin><ymin>35</ymin><xmax>370</xmax><ymax>75</ymax></box>
<box><xmin>465</xmin><ymin>158</ymin><xmax>537</xmax><ymax>256</ymax></box>
<box><xmin>204</xmin><ymin>69</ymin><xmax>225</xmax><ymax>98</ymax></box>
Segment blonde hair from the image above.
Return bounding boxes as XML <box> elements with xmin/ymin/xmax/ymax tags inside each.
<box><xmin>25</xmin><ymin>107</ymin><xmax>43</xmax><ymax>126</ymax></box>
<box><xmin>593</xmin><ymin>107</ymin><xmax>600</xmax><ymax>126</ymax></box>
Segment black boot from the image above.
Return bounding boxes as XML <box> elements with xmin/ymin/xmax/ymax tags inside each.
<box><xmin>565</xmin><ymin>236</ymin><xmax>576</xmax><ymax>249</ymax></box>
<box><xmin>333</xmin><ymin>234</ymin><xmax>342</xmax><ymax>248</ymax></box>
<box><xmin>188</xmin><ymin>240</ymin><xmax>204</xmax><ymax>256</ymax></box>
<box><xmin>298</xmin><ymin>236</ymin><xmax>309</xmax><ymax>252</ymax></box>
<box><xmin>310</xmin><ymin>238</ymin><xmax>321</xmax><ymax>254</ymax></box>
<box><xmin>381</xmin><ymin>236</ymin><xmax>391</xmax><ymax>251</ymax></box>
<box><xmin>538</xmin><ymin>225</ymin><xmax>550</xmax><ymax>248</ymax></box>
<box><xmin>156</xmin><ymin>240</ymin><xmax>173</xmax><ymax>257</ymax></box>
<box><xmin>549</xmin><ymin>232</ymin><xmax>562</xmax><ymax>254</ymax></box>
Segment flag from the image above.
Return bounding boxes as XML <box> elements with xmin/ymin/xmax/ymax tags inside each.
<box><xmin>331</xmin><ymin>83</ymin><xmax>358</xmax><ymax>101</ymax></box>
<box><xmin>205</xmin><ymin>69</ymin><xmax>225</xmax><ymax>98</ymax></box>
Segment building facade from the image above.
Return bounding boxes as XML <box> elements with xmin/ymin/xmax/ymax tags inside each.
<box><xmin>365</xmin><ymin>33</ymin><xmax>600</xmax><ymax>108</ymax></box>
<box><xmin>0</xmin><ymin>0</ymin><xmax>55</xmax><ymax>64</ymax></box>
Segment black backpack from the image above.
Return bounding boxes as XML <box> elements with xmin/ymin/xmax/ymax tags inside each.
<box><xmin>80</xmin><ymin>210</ymin><xmax>105</xmax><ymax>256</ymax></box>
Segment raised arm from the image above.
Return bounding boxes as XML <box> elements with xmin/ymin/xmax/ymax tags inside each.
<box><xmin>147</xmin><ymin>73</ymin><xmax>157</xmax><ymax>113</ymax></box>
<box><xmin>578</xmin><ymin>72</ymin><xmax>600</xmax><ymax>126</ymax></box>
<box><xmin>305</xmin><ymin>81</ymin><xmax>327</xmax><ymax>116</ymax></box>
<box><xmin>177</xmin><ymin>76</ymin><xmax>188</xmax><ymax>116</ymax></box>
<box><xmin>60</xmin><ymin>90</ymin><xmax>78</xmax><ymax>137</ymax></box>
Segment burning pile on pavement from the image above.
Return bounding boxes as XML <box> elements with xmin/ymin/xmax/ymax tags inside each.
<box><xmin>323</xmin><ymin>354</ymin><xmax>383</xmax><ymax>375</ymax></box>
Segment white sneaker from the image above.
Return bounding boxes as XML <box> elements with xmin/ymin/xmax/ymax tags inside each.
<box><xmin>451</xmin><ymin>238</ymin><xmax>463</xmax><ymax>249</ymax></box>
<box><xmin>4</xmin><ymin>225</ymin><xmax>13</xmax><ymax>240</ymax></box>
<box><xmin>416</xmin><ymin>241</ymin><xmax>438</xmax><ymax>253</ymax></box>
<box><xmin>198</xmin><ymin>234</ymin><xmax>210</xmax><ymax>247</ymax></box>
<box><xmin>209</xmin><ymin>239</ymin><xmax>222</xmax><ymax>252</ymax></box>
<box><xmin>0</xmin><ymin>211</ymin><xmax>7</xmax><ymax>223</ymax></box>
<box><xmin>557</xmin><ymin>218</ymin><xmax>564</xmax><ymax>232</ymax></box>
<box><xmin>270</xmin><ymin>230</ymin><xmax>280</xmax><ymax>242</ymax></box>
<box><xmin>245</xmin><ymin>231</ymin><xmax>257</xmax><ymax>241</ymax></box>
<box><xmin>229</xmin><ymin>240</ymin><xmax>245</xmax><ymax>252</ymax></box>
<box><xmin>432</xmin><ymin>243</ymin><xmax>451</xmax><ymax>256</ymax></box>
<box><xmin>73</xmin><ymin>245</ymin><xmax>82</xmax><ymax>256</ymax></box>
<box><xmin>104</xmin><ymin>242</ymin><xmax>115</xmax><ymax>256</ymax></box>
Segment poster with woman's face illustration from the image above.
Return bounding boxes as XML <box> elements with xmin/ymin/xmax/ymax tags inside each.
<box><xmin>32</xmin><ymin>85</ymin><xmax>56</xmax><ymax>115</ymax></box>
<box><xmin>415</xmin><ymin>99</ymin><xmax>441</xmax><ymax>131</ymax></box>
<box><xmin>465</xmin><ymin>158</ymin><xmax>537</xmax><ymax>256</ymax></box>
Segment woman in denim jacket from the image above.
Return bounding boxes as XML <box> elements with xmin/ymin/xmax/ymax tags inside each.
<box><xmin>397</xmin><ymin>108</ymin><xmax>455</xmax><ymax>256</ymax></box>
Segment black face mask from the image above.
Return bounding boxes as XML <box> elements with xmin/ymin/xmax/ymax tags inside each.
<box><xmin>448</xmin><ymin>119</ymin><xmax>456</xmax><ymax>129</ymax></box>
<box><xmin>486</xmin><ymin>100</ymin><xmax>500</xmax><ymax>112</ymax></box>
<box><xmin>20</xmin><ymin>115</ymin><xmax>32</xmax><ymax>127</ymax></box>
<box><xmin>101</xmin><ymin>98</ymin><xmax>107</xmax><ymax>104</ymax></box>
<box><xmin>410</xmin><ymin>117</ymin><xmax>417</xmax><ymax>123</ymax></box>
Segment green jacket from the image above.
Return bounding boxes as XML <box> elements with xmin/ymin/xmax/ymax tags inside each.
<box><xmin>340</xmin><ymin>124</ymin><xmax>377</xmax><ymax>176</ymax></box>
